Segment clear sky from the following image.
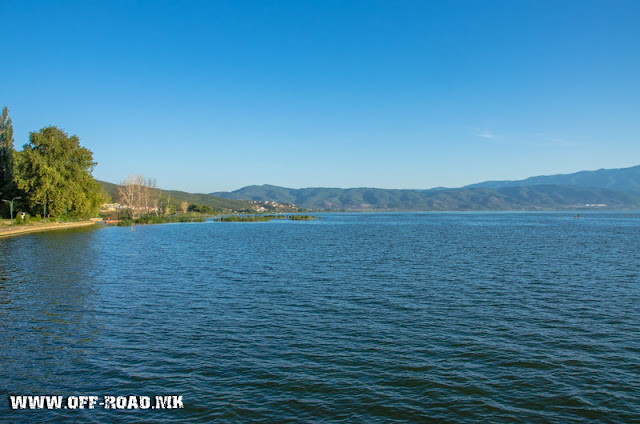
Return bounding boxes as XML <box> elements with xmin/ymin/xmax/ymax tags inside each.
<box><xmin>2</xmin><ymin>0</ymin><xmax>639</xmax><ymax>193</ymax></box>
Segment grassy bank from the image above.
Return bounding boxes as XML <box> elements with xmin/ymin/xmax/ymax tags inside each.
<box><xmin>0</xmin><ymin>220</ymin><xmax>98</xmax><ymax>238</ymax></box>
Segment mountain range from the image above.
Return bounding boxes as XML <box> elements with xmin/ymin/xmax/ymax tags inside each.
<box><xmin>211</xmin><ymin>165</ymin><xmax>640</xmax><ymax>211</ymax></box>
<box><xmin>464</xmin><ymin>165</ymin><xmax>640</xmax><ymax>192</ymax></box>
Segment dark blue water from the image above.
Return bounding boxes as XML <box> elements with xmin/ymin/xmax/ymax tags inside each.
<box><xmin>1</xmin><ymin>213</ymin><xmax>639</xmax><ymax>423</ymax></box>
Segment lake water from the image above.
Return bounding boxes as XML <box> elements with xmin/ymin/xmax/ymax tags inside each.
<box><xmin>1</xmin><ymin>212</ymin><xmax>639</xmax><ymax>423</ymax></box>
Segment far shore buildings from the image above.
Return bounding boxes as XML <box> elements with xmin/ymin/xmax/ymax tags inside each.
<box><xmin>100</xmin><ymin>203</ymin><xmax>120</xmax><ymax>212</ymax></box>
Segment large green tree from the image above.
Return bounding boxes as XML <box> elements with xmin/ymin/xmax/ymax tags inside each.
<box><xmin>15</xmin><ymin>126</ymin><xmax>103</xmax><ymax>218</ymax></box>
<box><xmin>0</xmin><ymin>106</ymin><xmax>16</xmax><ymax>194</ymax></box>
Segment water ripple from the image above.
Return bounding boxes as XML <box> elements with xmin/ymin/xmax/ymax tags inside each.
<box><xmin>1</xmin><ymin>213</ymin><xmax>639</xmax><ymax>422</ymax></box>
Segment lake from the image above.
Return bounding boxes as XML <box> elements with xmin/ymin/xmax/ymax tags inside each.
<box><xmin>1</xmin><ymin>212</ymin><xmax>639</xmax><ymax>423</ymax></box>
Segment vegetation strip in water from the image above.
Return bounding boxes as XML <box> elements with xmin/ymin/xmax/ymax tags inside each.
<box><xmin>215</xmin><ymin>214</ymin><xmax>319</xmax><ymax>222</ymax></box>
<box><xmin>113</xmin><ymin>215</ymin><xmax>207</xmax><ymax>226</ymax></box>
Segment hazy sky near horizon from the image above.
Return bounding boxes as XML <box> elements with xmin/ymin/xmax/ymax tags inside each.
<box><xmin>3</xmin><ymin>0</ymin><xmax>639</xmax><ymax>193</ymax></box>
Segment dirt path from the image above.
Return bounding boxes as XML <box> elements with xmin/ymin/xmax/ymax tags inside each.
<box><xmin>0</xmin><ymin>221</ymin><xmax>99</xmax><ymax>239</ymax></box>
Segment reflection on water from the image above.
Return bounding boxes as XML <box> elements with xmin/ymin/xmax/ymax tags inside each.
<box><xmin>1</xmin><ymin>214</ymin><xmax>639</xmax><ymax>423</ymax></box>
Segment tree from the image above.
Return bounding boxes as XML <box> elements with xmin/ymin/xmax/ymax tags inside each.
<box><xmin>117</xmin><ymin>174</ymin><xmax>143</xmax><ymax>217</ymax></box>
<box><xmin>180</xmin><ymin>201</ymin><xmax>189</xmax><ymax>214</ymax></box>
<box><xmin>15</xmin><ymin>126</ymin><xmax>103</xmax><ymax>218</ymax></box>
<box><xmin>117</xmin><ymin>175</ymin><xmax>161</xmax><ymax>217</ymax></box>
<box><xmin>189</xmin><ymin>204</ymin><xmax>214</xmax><ymax>214</ymax></box>
<box><xmin>146</xmin><ymin>177</ymin><xmax>160</xmax><ymax>215</ymax></box>
<box><xmin>0</xmin><ymin>106</ymin><xmax>16</xmax><ymax>199</ymax></box>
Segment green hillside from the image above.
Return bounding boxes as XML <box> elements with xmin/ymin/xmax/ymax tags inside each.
<box><xmin>98</xmin><ymin>180</ymin><xmax>254</xmax><ymax>211</ymax></box>
<box><xmin>212</xmin><ymin>165</ymin><xmax>640</xmax><ymax>211</ymax></box>
<box><xmin>213</xmin><ymin>184</ymin><xmax>640</xmax><ymax>211</ymax></box>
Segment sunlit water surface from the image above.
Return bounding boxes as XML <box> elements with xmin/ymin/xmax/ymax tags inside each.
<box><xmin>1</xmin><ymin>212</ymin><xmax>639</xmax><ymax>423</ymax></box>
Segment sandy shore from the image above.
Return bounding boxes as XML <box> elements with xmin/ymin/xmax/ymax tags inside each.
<box><xmin>0</xmin><ymin>221</ymin><xmax>99</xmax><ymax>239</ymax></box>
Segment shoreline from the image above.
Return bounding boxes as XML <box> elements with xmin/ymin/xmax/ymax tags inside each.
<box><xmin>0</xmin><ymin>221</ymin><xmax>98</xmax><ymax>239</ymax></box>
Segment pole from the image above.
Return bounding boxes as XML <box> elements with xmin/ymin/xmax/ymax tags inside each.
<box><xmin>2</xmin><ymin>196</ymin><xmax>21</xmax><ymax>224</ymax></box>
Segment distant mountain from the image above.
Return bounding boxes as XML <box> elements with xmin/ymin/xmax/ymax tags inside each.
<box><xmin>101</xmin><ymin>164</ymin><xmax>640</xmax><ymax>213</ymax></box>
<box><xmin>465</xmin><ymin>165</ymin><xmax>640</xmax><ymax>193</ymax></box>
<box><xmin>213</xmin><ymin>184</ymin><xmax>640</xmax><ymax>211</ymax></box>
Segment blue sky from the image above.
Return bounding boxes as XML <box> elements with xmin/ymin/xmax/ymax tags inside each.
<box><xmin>2</xmin><ymin>0</ymin><xmax>639</xmax><ymax>193</ymax></box>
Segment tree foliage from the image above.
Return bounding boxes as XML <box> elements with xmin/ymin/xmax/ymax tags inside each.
<box><xmin>0</xmin><ymin>106</ymin><xmax>16</xmax><ymax>194</ymax></box>
<box><xmin>15</xmin><ymin>126</ymin><xmax>103</xmax><ymax>218</ymax></box>
<box><xmin>188</xmin><ymin>203</ymin><xmax>214</xmax><ymax>214</ymax></box>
